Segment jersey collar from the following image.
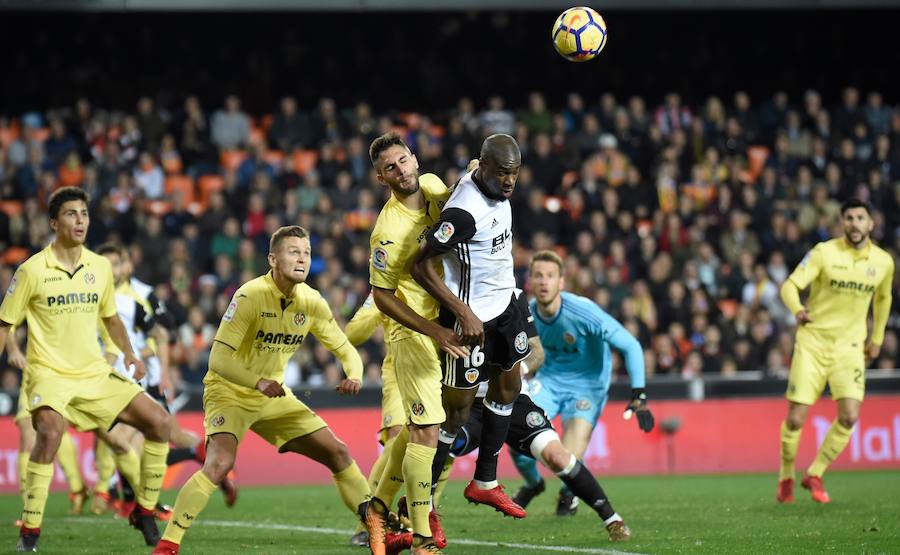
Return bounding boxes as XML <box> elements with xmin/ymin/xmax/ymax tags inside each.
<box><xmin>43</xmin><ymin>243</ymin><xmax>87</xmax><ymax>278</ymax></box>
<box><xmin>263</xmin><ymin>271</ymin><xmax>296</xmax><ymax>301</ymax></box>
<box><xmin>840</xmin><ymin>236</ymin><xmax>872</xmax><ymax>259</ymax></box>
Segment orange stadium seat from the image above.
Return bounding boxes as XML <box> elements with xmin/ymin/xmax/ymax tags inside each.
<box><xmin>746</xmin><ymin>145</ymin><xmax>769</xmax><ymax>182</ymax></box>
<box><xmin>290</xmin><ymin>149</ymin><xmax>319</xmax><ymax>176</ymax></box>
<box><xmin>2</xmin><ymin>247</ymin><xmax>30</xmax><ymax>265</ymax></box>
<box><xmin>0</xmin><ymin>200</ymin><xmax>24</xmax><ymax>217</ymax></box>
<box><xmin>220</xmin><ymin>150</ymin><xmax>248</xmax><ymax>172</ymax></box>
<box><xmin>165</xmin><ymin>175</ymin><xmax>196</xmax><ymax>204</ymax></box>
<box><xmin>198</xmin><ymin>174</ymin><xmax>225</xmax><ymax>205</ymax></box>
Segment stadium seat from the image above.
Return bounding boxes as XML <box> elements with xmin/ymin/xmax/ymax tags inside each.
<box><xmin>143</xmin><ymin>199</ymin><xmax>173</xmax><ymax>216</ymax></box>
<box><xmin>165</xmin><ymin>175</ymin><xmax>196</xmax><ymax>205</ymax></box>
<box><xmin>0</xmin><ymin>200</ymin><xmax>24</xmax><ymax>217</ymax></box>
<box><xmin>746</xmin><ymin>146</ymin><xmax>770</xmax><ymax>182</ymax></box>
<box><xmin>290</xmin><ymin>149</ymin><xmax>319</xmax><ymax>176</ymax></box>
<box><xmin>2</xmin><ymin>246</ymin><xmax>29</xmax><ymax>265</ymax></box>
<box><xmin>198</xmin><ymin>174</ymin><xmax>225</xmax><ymax>205</ymax></box>
<box><xmin>220</xmin><ymin>150</ymin><xmax>249</xmax><ymax>172</ymax></box>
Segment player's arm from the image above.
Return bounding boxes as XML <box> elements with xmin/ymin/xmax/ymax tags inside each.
<box><xmin>0</xmin><ymin>266</ymin><xmax>34</xmax><ymax>361</ymax></box>
<box><xmin>598</xmin><ymin>311</ymin><xmax>654</xmax><ymax>432</ymax></box>
<box><xmin>411</xmin><ymin>207</ymin><xmax>483</xmax><ymax>346</ymax></box>
<box><xmin>4</xmin><ymin>324</ymin><xmax>26</xmax><ymax>369</ymax></box>
<box><xmin>151</xmin><ymin>324</ymin><xmax>174</xmax><ymax>402</ymax></box>
<box><xmin>98</xmin><ymin>318</ymin><xmax>122</xmax><ymax>365</ymax></box>
<box><xmin>102</xmin><ymin>314</ymin><xmax>146</xmax><ymax>380</ymax></box>
<box><xmin>520</xmin><ymin>337</ymin><xmax>544</xmax><ymax>378</ymax></box>
<box><xmin>345</xmin><ymin>292</ymin><xmax>382</xmax><ymax>346</ymax></box>
<box><xmin>309</xmin><ymin>295</ymin><xmax>364</xmax><ymax>395</ymax></box>
<box><xmin>373</xmin><ymin>286</ymin><xmax>468</xmax><ymax>359</ymax></box>
<box><xmin>867</xmin><ymin>257</ymin><xmax>895</xmax><ymax>360</ymax></box>
<box><xmin>780</xmin><ymin>246</ymin><xmax>823</xmax><ymax>324</ymax></box>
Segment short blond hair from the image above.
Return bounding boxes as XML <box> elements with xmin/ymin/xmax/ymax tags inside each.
<box><xmin>530</xmin><ymin>250</ymin><xmax>564</xmax><ymax>274</ymax></box>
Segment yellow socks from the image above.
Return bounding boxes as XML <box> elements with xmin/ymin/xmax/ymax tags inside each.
<box><xmin>432</xmin><ymin>456</ymin><xmax>454</xmax><ymax>508</ymax></box>
<box><xmin>402</xmin><ymin>442</ymin><xmax>437</xmax><ymax>538</ymax></box>
<box><xmin>94</xmin><ymin>440</ymin><xmax>116</xmax><ymax>495</ymax></box>
<box><xmin>808</xmin><ymin>420</ymin><xmax>854</xmax><ymax>478</ymax></box>
<box><xmin>137</xmin><ymin>440</ymin><xmax>169</xmax><ymax>511</ymax></box>
<box><xmin>22</xmin><ymin>461</ymin><xmax>53</xmax><ymax>529</ymax></box>
<box><xmin>18</xmin><ymin>452</ymin><xmax>29</xmax><ymax>505</ymax></box>
<box><xmin>779</xmin><ymin>421</ymin><xmax>801</xmax><ymax>481</ymax></box>
<box><xmin>113</xmin><ymin>446</ymin><xmax>142</xmax><ymax>496</ymax></box>
<box><xmin>354</xmin><ymin>434</ymin><xmax>399</xmax><ymax>533</ymax></box>
<box><xmin>56</xmin><ymin>431</ymin><xmax>84</xmax><ymax>493</ymax></box>
<box><xmin>161</xmin><ymin>470</ymin><xmax>218</xmax><ymax>545</ymax></box>
<box><xmin>332</xmin><ymin>461</ymin><xmax>370</xmax><ymax>513</ymax></box>
<box><xmin>373</xmin><ymin>426</ymin><xmax>408</xmax><ymax>505</ymax></box>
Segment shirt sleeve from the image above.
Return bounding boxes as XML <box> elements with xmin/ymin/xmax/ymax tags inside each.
<box><xmin>0</xmin><ymin>266</ymin><xmax>34</xmax><ymax>326</ymax></box>
<box><xmin>424</xmin><ymin>207</ymin><xmax>477</xmax><ymax>255</ymax></box>
<box><xmin>584</xmin><ymin>304</ymin><xmax>646</xmax><ymax>389</ymax></box>
<box><xmin>344</xmin><ymin>293</ymin><xmax>382</xmax><ymax>346</ymax></box>
<box><xmin>309</xmin><ymin>294</ymin><xmax>363</xmax><ymax>380</ymax></box>
<box><xmin>871</xmin><ymin>255</ymin><xmax>895</xmax><ymax>346</ymax></box>
<box><xmin>98</xmin><ymin>260</ymin><xmax>118</xmax><ymax>319</ymax></box>
<box><xmin>214</xmin><ymin>290</ymin><xmax>255</xmax><ymax>350</ymax></box>
<box><xmin>419</xmin><ymin>174</ymin><xmax>450</xmax><ymax>204</ymax></box>
<box><xmin>369</xmin><ymin>225</ymin><xmax>408</xmax><ymax>291</ymax></box>
<box><xmin>787</xmin><ymin>245</ymin><xmax>824</xmax><ymax>291</ymax></box>
<box><xmin>134</xmin><ymin>302</ymin><xmax>157</xmax><ymax>335</ymax></box>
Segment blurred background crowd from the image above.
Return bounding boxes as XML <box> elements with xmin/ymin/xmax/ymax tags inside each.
<box><xmin>0</xmin><ymin>12</ymin><xmax>898</xmax><ymax>397</ymax></box>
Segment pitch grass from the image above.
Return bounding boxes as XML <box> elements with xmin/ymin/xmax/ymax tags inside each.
<box><xmin>2</xmin><ymin>470</ymin><xmax>898</xmax><ymax>554</ymax></box>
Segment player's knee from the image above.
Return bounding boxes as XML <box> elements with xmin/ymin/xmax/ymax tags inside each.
<box><xmin>144</xmin><ymin>411</ymin><xmax>173</xmax><ymax>443</ymax></box>
<box><xmin>838</xmin><ymin>413</ymin><xmax>858</xmax><ymax>429</ymax></box>
<box><xmin>204</xmin><ymin>455</ymin><xmax>235</xmax><ymax>484</ymax></box>
<box><xmin>328</xmin><ymin>441</ymin><xmax>353</xmax><ymax>472</ymax></box>
<box><xmin>541</xmin><ymin>443</ymin><xmax>571</xmax><ymax>474</ymax></box>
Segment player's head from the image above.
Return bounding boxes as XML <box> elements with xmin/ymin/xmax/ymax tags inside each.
<box><xmin>48</xmin><ymin>186</ymin><xmax>90</xmax><ymax>247</ymax></box>
<box><xmin>369</xmin><ymin>132</ymin><xmax>420</xmax><ymax>197</ymax></box>
<box><xmin>477</xmin><ymin>134</ymin><xmax>521</xmax><ymax>200</ymax></box>
<box><xmin>530</xmin><ymin>250</ymin><xmax>565</xmax><ymax>306</ymax></box>
<box><xmin>119</xmin><ymin>245</ymin><xmax>135</xmax><ymax>280</ymax></box>
<box><xmin>269</xmin><ymin>225</ymin><xmax>311</xmax><ymax>285</ymax></box>
<box><xmin>840</xmin><ymin>198</ymin><xmax>873</xmax><ymax>248</ymax></box>
<box><xmin>97</xmin><ymin>242</ymin><xmax>125</xmax><ymax>285</ymax></box>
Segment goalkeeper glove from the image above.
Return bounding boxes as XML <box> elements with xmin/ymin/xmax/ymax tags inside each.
<box><xmin>623</xmin><ymin>388</ymin><xmax>654</xmax><ymax>433</ymax></box>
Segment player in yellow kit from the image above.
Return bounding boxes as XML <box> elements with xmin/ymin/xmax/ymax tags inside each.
<box><xmin>777</xmin><ymin>198</ymin><xmax>894</xmax><ymax>504</ymax></box>
<box><xmin>344</xmin><ymin>293</ymin><xmax>405</xmax><ymax>546</ymax></box>
<box><xmin>362</xmin><ymin>133</ymin><xmax>468</xmax><ymax>555</ymax></box>
<box><xmin>153</xmin><ymin>225</ymin><xmax>376</xmax><ymax>555</ymax></box>
<box><xmin>0</xmin><ymin>187</ymin><xmax>171</xmax><ymax>552</ymax></box>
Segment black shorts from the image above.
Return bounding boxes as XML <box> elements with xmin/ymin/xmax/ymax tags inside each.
<box><xmin>514</xmin><ymin>289</ymin><xmax>538</xmax><ymax>339</ymax></box>
<box><xmin>146</xmin><ymin>384</ymin><xmax>172</xmax><ymax>414</ymax></box>
<box><xmin>439</xmin><ymin>293</ymin><xmax>533</xmax><ymax>389</ymax></box>
<box><xmin>451</xmin><ymin>393</ymin><xmax>555</xmax><ymax>459</ymax></box>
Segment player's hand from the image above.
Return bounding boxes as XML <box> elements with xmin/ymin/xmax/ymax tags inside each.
<box><xmin>466</xmin><ymin>159</ymin><xmax>480</xmax><ymax>173</ymax></box>
<box><xmin>256</xmin><ymin>378</ymin><xmax>286</xmax><ymax>398</ymax></box>
<box><xmin>8</xmin><ymin>349</ymin><xmax>26</xmax><ymax>369</ymax></box>
<box><xmin>125</xmin><ymin>354</ymin><xmax>146</xmax><ymax>381</ymax></box>
<box><xmin>795</xmin><ymin>309</ymin><xmax>813</xmax><ymax>325</ymax></box>
<box><xmin>865</xmin><ymin>341</ymin><xmax>881</xmax><ymax>362</ymax></box>
<box><xmin>159</xmin><ymin>372</ymin><xmax>175</xmax><ymax>404</ymax></box>
<box><xmin>457</xmin><ymin>307</ymin><xmax>485</xmax><ymax>348</ymax></box>
<box><xmin>434</xmin><ymin>325</ymin><xmax>470</xmax><ymax>359</ymax></box>
<box><xmin>624</xmin><ymin>389</ymin><xmax>654</xmax><ymax>433</ymax></box>
<box><xmin>336</xmin><ymin>378</ymin><xmax>361</xmax><ymax>395</ymax></box>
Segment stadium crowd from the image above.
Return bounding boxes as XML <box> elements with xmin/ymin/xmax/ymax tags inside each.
<box><xmin>1</xmin><ymin>87</ymin><xmax>899</xmax><ymax>395</ymax></box>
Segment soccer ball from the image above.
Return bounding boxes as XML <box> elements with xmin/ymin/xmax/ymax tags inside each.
<box><xmin>551</xmin><ymin>6</ymin><xmax>608</xmax><ymax>62</ymax></box>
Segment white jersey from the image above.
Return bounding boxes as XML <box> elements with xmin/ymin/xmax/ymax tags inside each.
<box><xmin>427</xmin><ymin>171</ymin><xmax>516</xmax><ymax>322</ymax></box>
<box><xmin>112</xmin><ymin>290</ymin><xmax>161</xmax><ymax>387</ymax></box>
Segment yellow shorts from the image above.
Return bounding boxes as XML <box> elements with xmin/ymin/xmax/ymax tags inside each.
<box><xmin>786</xmin><ymin>338</ymin><xmax>866</xmax><ymax>405</ymax></box>
<box><xmin>379</xmin><ymin>343</ymin><xmax>406</xmax><ymax>443</ymax></box>
<box><xmin>392</xmin><ymin>333</ymin><xmax>444</xmax><ymax>427</ymax></box>
<box><xmin>25</xmin><ymin>364</ymin><xmax>143</xmax><ymax>432</ymax></box>
<box><xmin>203</xmin><ymin>375</ymin><xmax>327</xmax><ymax>450</ymax></box>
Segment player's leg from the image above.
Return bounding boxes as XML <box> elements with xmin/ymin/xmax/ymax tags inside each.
<box><xmin>91</xmin><ymin>434</ymin><xmax>119</xmax><ymax>515</ymax></box>
<box><xmin>16</xmin><ymin>416</ymin><xmax>35</xmax><ymax>507</ymax></box>
<box><xmin>155</xmin><ymin>433</ymin><xmax>238</xmax><ymax>554</ymax></box>
<box><xmin>779</xmin><ymin>340</ymin><xmax>826</xmax><ymax>503</ymax></box>
<box><xmin>95</xmin><ymin>425</ymin><xmax>143</xmax><ymax>516</ymax></box>
<box><xmin>18</xmin><ymin>407</ymin><xmax>66</xmax><ymax>550</ymax></box>
<box><xmin>55</xmin><ymin>428</ymin><xmax>88</xmax><ymax>515</ymax></box>
<box><xmin>533</xmin><ymin>436</ymin><xmax>630</xmax><ymax>541</ymax></box>
<box><xmin>511</xmin><ymin>377</ymin><xmax>562</xmax><ymax>506</ymax></box>
<box><xmin>430</xmin><ymin>385</ymin><xmax>478</xmax><ymax>496</ymax></box>
<box><xmin>555</xmin><ymin>416</ymin><xmax>595</xmax><ymax>515</ymax></box>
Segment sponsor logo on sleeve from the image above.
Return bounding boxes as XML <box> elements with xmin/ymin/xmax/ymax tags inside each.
<box><xmin>434</xmin><ymin>222</ymin><xmax>455</xmax><ymax>244</ymax></box>
<box><xmin>223</xmin><ymin>299</ymin><xmax>238</xmax><ymax>322</ymax></box>
<box><xmin>373</xmin><ymin>247</ymin><xmax>388</xmax><ymax>271</ymax></box>
<box><xmin>6</xmin><ymin>274</ymin><xmax>17</xmax><ymax>296</ymax></box>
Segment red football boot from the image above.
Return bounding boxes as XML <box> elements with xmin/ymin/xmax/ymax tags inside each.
<box><xmin>776</xmin><ymin>478</ymin><xmax>794</xmax><ymax>503</ymax></box>
<box><xmin>801</xmin><ymin>474</ymin><xmax>831</xmax><ymax>503</ymax></box>
<box><xmin>152</xmin><ymin>539</ymin><xmax>180</xmax><ymax>554</ymax></box>
<box><xmin>463</xmin><ymin>481</ymin><xmax>526</xmax><ymax>519</ymax></box>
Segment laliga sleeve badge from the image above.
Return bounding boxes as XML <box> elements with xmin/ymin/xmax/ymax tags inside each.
<box><xmin>434</xmin><ymin>222</ymin><xmax>455</xmax><ymax>244</ymax></box>
<box><xmin>223</xmin><ymin>299</ymin><xmax>238</xmax><ymax>322</ymax></box>
<box><xmin>372</xmin><ymin>247</ymin><xmax>388</xmax><ymax>271</ymax></box>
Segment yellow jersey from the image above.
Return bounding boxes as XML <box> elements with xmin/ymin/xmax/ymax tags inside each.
<box><xmin>0</xmin><ymin>244</ymin><xmax>117</xmax><ymax>377</ymax></box>
<box><xmin>786</xmin><ymin>237</ymin><xmax>894</xmax><ymax>346</ymax></box>
<box><xmin>369</xmin><ymin>173</ymin><xmax>449</xmax><ymax>341</ymax></box>
<box><xmin>211</xmin><ymin>271</ymin><xmax>356</xmax><ymax>383</ymax></box>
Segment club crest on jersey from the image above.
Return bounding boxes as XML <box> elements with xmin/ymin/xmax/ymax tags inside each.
<box><xmin>525</xmin><ymin>411</ymin><xmax>545</xmax><ymax>428</ymax></box>
<box><xmin>514</xmin><ymin>331</ymin><xmax>528</xmax><ymax>354</ymax></box>
<box><xmin>31</xmin><ymin>395</ymin><xmax>41</xmax><ymax>407</ymax></box>
<box><xmin>411</xmin><ymin>402</ymin><xmax>425</xmax><ymax>416</ymax></box>
<box><xmin>434</xmin><ymin>222</ymin><xmax>455</xmax><ymax>244</ymax></box>
<box><xmin>383</xmin><ymin>414</ymin><xmax>393</xmax><ymax>426</ymax></box>
<box><xmin>294</xmin><ymin>312</ymin><xmax>306</xmax><ymax>326</ymax></box>
<box><xmin>210</xmin><ymin>415</ymin><xmax>225</xmax><ymax>427</ymax></box>
<box><xmin>563</xmin><ymin>331</ymin><xmax>576</xmax><ymax>345</ymax></box>
<box><xmin>6</xmin><ymin>274</ymin><xmax>17</xmax><ymax>296</ymax></box>
<box><xmin>373</xmin><ymin>247</ymin><xmax>388</xmax><ymax>271</ymax></box>
<box><xmin>223</xmin><ymin>299</ymin><xmax>238</xmax><ymax>322</ymax></box>
<box><xmin>575</xmin><ymin>399</ymin><xmax>593</xmax><ymax>411</ymax></box>
<box><xmin>465</xmin><ymin>368</ymin><xmax>479</xmax><ymax>383</ymax></box>
<box><xmin>83</xmin><ymin>272</ymin><xmax>96</xmax><ymax>285</ymax></box>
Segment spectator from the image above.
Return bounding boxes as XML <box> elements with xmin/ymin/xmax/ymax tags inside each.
<box><xmin>211</xmin><ymin>95</ymin><xmax>251</xmax><ymax>151</ymax></box>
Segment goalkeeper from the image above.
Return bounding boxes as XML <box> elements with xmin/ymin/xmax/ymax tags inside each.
<box><xmin>511</xmin><ymin>250</ymin><xmax>654</xmax><ymax>516</ymax></box>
